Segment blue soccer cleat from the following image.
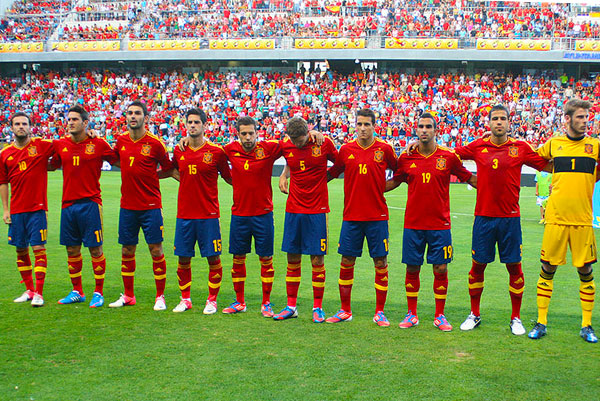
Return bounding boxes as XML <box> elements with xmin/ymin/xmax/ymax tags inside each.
<box><xmin>273</xmin><ymin>306</ymin><xmax>298</xmax><ymax>320</ymax></box>
<box><xmin>528</xmin><ymin>322</ymin><xmax>547</xmax><ymax>339</ymax></box>
<box><xmin>58</xmin><ymin>290</ymin><xmax>86</xmax><ymax>304</ymax></box>
<box><xmin>399</xmin><ymin>312</ymin><xmax>419</xmax><ymax>329</ymax></box>
<box><xmin>312</xmin><ymin>307</ymin><xmax>325</xmax><ymax>323</ymax></box>
<box><xmin>261</xmin><ymin>302</ymin><xmax>274</xmax><ymax>318</ymax></box>
<box><xmin>89</xmin><ymin>292</ymin><xmax>104</xmax><ymax>308</ymax></box>
<box><xmin>580</xmin><ymin>326</ymin><xmax>598</xmax><ymax>343</ymax></box>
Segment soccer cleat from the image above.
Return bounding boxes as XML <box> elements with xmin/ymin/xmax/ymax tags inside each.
<box><xmin>510</xmin><ymin>317</ymin><xmax>526</xmax><ymax>336</ymax></box>
<box><xmin>261</xmin><ymin>302</ymin><xmax>274</xmax><ymax>318</ymax></box>
<box><xmin>580</xmin><ymin>326</ymin><xmax>598</xmax><ymax>343</ymax></box>
<box><xmin>398</xmin><ymin>312</ymin><xmax>419</xmax><ymax>329</ymax></box>
<box><xmin>173</xmin><ymin>298</ymin><xmax>193</xmax><ymax>313</ymax></box>
<box><xmin>222</xmin><ymin>301</ymin><xmax>247</xmax><ymax>314</ymax></box>
<box><xmin>31</xmin><ymin>293</ymin><xmax>44</xmax><ymax>307</ymax></box>
<box><xmin>373</xmin><ymin>311</ymin><xmax>390</xmax><ymax>327</ymax></box>
<box><xmin>325</xmin><ymin>309</ymin><xmax>353</xmax><ymax>323</ymax></box>
<box><xmin>58</xmin><ymin>290</ymin><xmax>86</xmax><ymax>305</ymax></box>
<box><xmin>108</xmin><ymin>293</ymin><xmax>136</xmax><ymax>308</ymax></box>
<box><xmin>528</xmin><ymin>322</ymin><xmax>547</xmax><ymax>339</ymax></box>
<box><xmin>153</xmin><ymin>295</ymin><xmax>166</xmax><ymax>311</ymax></box>
<box><xmin>203</xmin><ymin>300</ymin><xmax>217</xmax><ymax>315</ymax></box>
<box><xmin>312</xmin><ymin>307</ymin><xmax>325</xmax><ymax>323</ymax></box>
<box><xmin>434</xmin><ymin>314</ymin><xmax>453</xmax><ymax>332</ymax></box>
<box><xmin>273</xmin><ymin>306</ymin><xmax>298</xmax><ymax>320</ymax></box>
<box><xmin>89</xmin><ymin>292</ymin><xmax>104</xmax><ymax>308</ymax></box>
<box><xmin>14</xmin><ymin>290</ymin><xmax>34</xmax><ymax>303</ymax></box>
<box><xmin>460</xmin><ymin>313</ymin><xmax>481</xmax><ymax>331</ymax></box>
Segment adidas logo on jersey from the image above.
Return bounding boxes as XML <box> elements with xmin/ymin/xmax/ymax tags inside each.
<box><xmin>287</xmin><ymin>152</ymin><xmax>294</xmax><ymax>157</ymax></box>
<box><xmin>179</xmin><ymin>156</ymin><xmax>185</xmax><ymax>160</ymax></box>
<box><xmin>234</xmin><ymin>153</ymin><xmax>241</xmax><ymax>156</ymax></box>
<box><xmin>348</xmin><ymin>154</ymin><xmax>355</xmax><ymax>159</ymax></box>
<box><xmin>7</xmin><ymin>156</ymin><xmax>13</xmax><ymax>161</ymax></box>
<box><xmin>62</xmin><ymin>147</ymin><xmax>68</xmax><ymax>152</ymax></box>
<box><xmin>482</xmin><ymin>148</ymin><xmax>488</xmax><ymax>153</ymax></box>
<box><xmin>410</xmin><ymin>163</ymin><xmax>417</xmax><ymax>168</ymax></box>
<box><xmin>121</xmin><ymin>146</ymin><xmax>126</xmax><ymax>151</ymax></box>
<box><xmin>557</xmin><ymin>146</ymin><xmax>563</xmax><ymax>151</ymax></box>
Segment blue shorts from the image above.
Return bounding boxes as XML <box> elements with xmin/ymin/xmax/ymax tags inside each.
<box><xmin>471</xmin><ymin>216</ymin><xmax>522</xmax><ymax>264</ymax></box>
<box><xmin>60</xmin><ymin>200</ymin><xmax>103</xmax><ymax>247</ymax></box>
<box><xmin>229</xmin><ymin>212</ymin><xmax>274</xmax><ymax>257</ymax></box>
<box><xmin>118</xmin><ymin>208</ymin><xmax>164</xmax><ymax>245</ymax></box>
<box><xmin>338</xmin><ymin>220</ymin><xmax>389</xmax><ymax>258</ymax></box>
<box><xmin>8</xmin><ymin>210</ymin><xmax>47</xmax><ymax>248</ymax></box>
<box><xmin>282</xmin><ymin>212</ymin><xmax>328</xmax><ymax>255</ymax></box>
<box><xmin>402</xmin><ymin>228</ymin><xmax>452</xmax><ymax>266</ymax></box>
<box><xmin>174</xmin><ymin>218</ymin><xmax>221</xmax><ymax>258</ymax></box>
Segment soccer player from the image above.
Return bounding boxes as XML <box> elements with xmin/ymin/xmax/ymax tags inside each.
<box><xmin>386</xmin><ymin>112</ymin><xmax>476</xmax><ymax>331</ymax></box>
<box><xmin>53</xmin><ymin>105</ymin><xmax>117</xmax><ymax>308</ymax></box>
<box><xmin>0</xmin><ymin>112</ymin><xmax>54</xmax><ymax>307</ymax></box>
<box><xmin>535</xmin><ymin>171</ymin><xmax>552</xmax><ymax>224</ymax></box>
<box><xmin>219</xmin><ymin>117</ymin><xmax>281</xmax><ymax>316</ymax></box>
<box><xmin>171</xmin><ymin>108</ymin><xmax>232</xmax><ymax>313</ymax></box>
<box><xmin>529</xmin><ymin>99</ymin><xmax>599</xmax><ymax>343</ymax></box>
<box><xmin>108</xmin><ymin>100</ymin><xmax>175</xmax><ymax>311</ymax></box>
<box><xmin>453</xmin><ymin>105</ymin><xmax>548</xmax><ymax>335</ymax></box>
<box><xmin>273</xmin><ymin>117</ymin><xmax>338</xmax><ymax>323</ymax></box>
<box><xmin>326</xmin><ymin>108</ymin><xmax>398</xmax><ymax>326</ymax></box>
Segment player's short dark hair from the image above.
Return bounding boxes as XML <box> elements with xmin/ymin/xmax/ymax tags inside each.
<box><xmin>286</xmin><ymin>116</ymin><xmax>309</xmax><ymax>139</ymax></box>
<box><xmin>186</xmin><ymin>108</ymin><xmax>207</xmax><ymax>124</ymax></box>
<box><xmin>564</xmin><ymin>99</ymin><xmax>591</xmax><ymax>117</ymax></box>
<box><xmin>357</xmin><ymin>108</ymin><xmax>376</xmax><ymax>125</ymax></box>
<box><xmin>127</xmin><ymin>100</ymin><xmax>148</xmax><ymax>116</ymax></box>
<box><xmin>68</xmin><ymin>105</ymin><xmax>89</xmax><ymax>122</ymax></box>
<box><xmin>236</xmin><ymin>116</ymin><xmax>256</xmax><ymax>131</ymax></box>
<box><xmin>10</xmin><ymin>111</ymin><xmax>31</xmax><ymax>126</ymax></box>
<box><xmin>419</xmin><ymin>112</ymin><xmax>437</xmax><ymax>129</ymax></box>
<box><xmin>490</xmin><ymin>105</ymin><xmax>510</xmax><ymax>119</ymax></box>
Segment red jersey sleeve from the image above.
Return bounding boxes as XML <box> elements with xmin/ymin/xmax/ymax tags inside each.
<box><xmin>449</xmin><ymin>152</ymin><xmax>473</xmax><ymax>182</ymax></box>
<box><xmin>217</xmin><ymin>148</ymin><xmax>232</xmax><ymax>182</ymax></box>
<box><xmin>328</xmin><ymin>145</ymin><xmax>346</xmax><ymax>178</ymax></box>
<box><xmin>393</xmin><ymin>153</ymin><xmax>408</xmax><ymax>183</ymax></box>
<box><xmin>521</xmin><ymin>141</ymin><xmax>548</xmax><ymax>171</ymax></box>
<box><xmin>454</xmin><ymin>142</ymin><xmax>476</xmax><ymax>160</ymax></box>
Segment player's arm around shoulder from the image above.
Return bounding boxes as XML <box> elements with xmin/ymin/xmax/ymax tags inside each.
<box><xmin>386</xmin><ymin>151</ymin><xmax>406</xmax><ymax>192</ymax></box>
<box><xmin>215</xmin><ymin>145</ymin><xmax>232</xmax><ymax>185</ymax></box>
<box><xmin>279</xmin><ymin>164</ymin><xmax>290</xmax><ymax>194</ymax></box>
<box><xmin>327</xmin><ymin>143</ymin><xmax>346</xmax><ymax>181</ymax></box>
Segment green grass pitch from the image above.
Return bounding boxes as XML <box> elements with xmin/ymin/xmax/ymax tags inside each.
<box><xmin>0</xmin><ymin>172</ymin><xmax>599</xmax><ymax>400</ymax></box>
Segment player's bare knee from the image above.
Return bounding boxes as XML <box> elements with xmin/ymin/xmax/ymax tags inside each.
<box><xmin>287</xmin><ymin>253</ymin><xmax>302</xmax><ymax>264</ymax></box>
<box><xmin>578</xmin><ymin>264</ymin><xmax>593</xmax><ymax>275</ymax></box>
<box><xmin>89</xmin><ymin>246</ymin><xmax>103</xmax><ymax>258</ymax></box>
<box><xmin>207</xmin><ymin>255</ymin><xmax>220</xmax><ymax>264</ymax></box>
<box><xmin>373</xmin><ymin>257</ymin><xmax>387</xmax><ymax>268</ymax></box>
<box><xmin>31</xmin><ymin>245</ymin><xmax>45</xmax><ymax>252</ymax></box>
<box><xmin>433</xmin><ymin>264</ymin><xmax>447</xmax><ymax>274</ymax></box>
<box><xmin>66</xmin><ymin>245</ymin><xmax>81</xmax><ymax>257</ymax></box>
<box><xmin>406</xmin><ymin>264</ymin><xmax>421</xmax><ymax>273</ymax></box>
<box><xmin>178</xmin><ymin>256</ymin><xmax>192</xmax><ymax>266</ymax></box>
<box><xmin>148</xmin><ymin>243</ymin><xmax>163</xmax><ymax>257</ymax></box>
<box><xmin>341</xmin><ymin>255</ymin><xmax>356</xmax><ymax>265</ymax></box>
<box><xmin>541</xmin><ymin>262</ymin><xmax>557</xmax><ymax>274</ymax></box>
<box><xmin>258</xmin><ymin>255</ymin><xmax>271</xmax><ymax>262</ymax></box>
<box><xmin>310</xmin><ymin>255</ymin><xmax>324</xmax><ymax>266</ymax></box>
<box><xmin>122</xmin><ymin>244</ymin><xmax>136</xmax><ymax>256</ymax></box>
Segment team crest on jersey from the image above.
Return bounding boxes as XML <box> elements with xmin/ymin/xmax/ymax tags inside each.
<box><xmin>255</xmin><ymin>147</ymin><xmax>266</xmax><ymax>160</ymax></box>
<box><xmin>436</xmin><ymin>157</ymin><xmax>447</xmax><ymax>170</ymax></box>
<box><xmin>508</xmin><ymin>146</ymin><xmax>519</xmax><ymax>157</ymax></box>
<box><xmin>85</xmin><ymin>143</ymin><xmax>96</xmax><ymax>155</ymax></box>
<box><xmin>203</xmin><ymin>152</ymin><xmax>213</xmax><ymax>164</ymax></box>
<box><xmin>141</xmin><ymin>144</ymin><xmax>151</xmax><ymax>156</ymax></box>
<box><xmin>311</xmin><ymin>145</ymin><xmax>321</xmax><ymax>157</ymax></box>
<box><xmin>585</xmin><ymin>144</ymin><xmax>594</xmax><ymax>154</ymax></box>
<box><xmin>27</xmin><ymin>146</ymin><xmax>37</xmax><ymax>157</ymax></box>
<box><xmin>374</xmin><ymin>150</ymin><xmax>384</xmax><ymax>162</ymax></box>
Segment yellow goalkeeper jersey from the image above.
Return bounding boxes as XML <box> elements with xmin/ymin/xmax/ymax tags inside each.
<box><xmin>537</xmin><ymin>135</ymin><xmax>600</xmax><ymax>226</ymax></box>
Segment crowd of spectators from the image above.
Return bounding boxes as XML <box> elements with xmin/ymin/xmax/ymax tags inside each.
<box><xmin>2</xmin><ymin>68</ymin><xmax>599</xmax><ymax>153</ymax></box>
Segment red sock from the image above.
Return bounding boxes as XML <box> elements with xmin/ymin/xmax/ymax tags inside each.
<box><xmin>207</xmin><ymin>257</ymin><xmax>222</xmax><ymax>302</ymax></box>
<box><xmin>231</xmin><ymin>256</ymin><xmax>247</xmax><ymax>304</ymax></box>
<box><xmin>434</xmin><ymin>271</ymin><xmax>449</xmax><ymax>317</ymax></box>
<box><xmin>34</xmin><ymin>249</ymin><xmax>48</xmax><ymax>295</ymax></box>
<box><xmin>68</xmin><ymin>253</ymin><xmax>84</xmax><ymax>295</ymax></box>
<box><xmin>121</xmin><ymin>255</ymin><xmax>136</xmax><ymax>298</ymax></box>
<box><xmin>91</xmin><ymin>253</ymin><xmax>106</xmax><ymax>295</ymax></box>
<box><xmin>16</xmin><ymin>249</ymin><xmax>34</xmax><ymax>292</ymax></box>
<box><xmin>339</xmin><ymin>262</ymin><xmax>355</xmax><ymax>313</ymax></box>
<box><xmin>152</xmin><ymin>254</ymin><xmax>167</xmax><ymax>298</ymax></box>
<box><xmin>507</xmin><ymin>262</ymin><xmax>524</xmax><ymax>320</ymax></box>
<box><xmin>468</xmin><ymin>261</ymin><xmax>486</xmax><ymax>316</ymax></box>
<box><xmin>260</xmin><ymin>257</ymin><xmax>274</xmax><ymax>304</ymax></box>
<box><xmin>375</xmin><ymin>265</ymin><xmax>389</xmax><ymax>313</ymax></box>
<box><xmin>177</xmin><ymin>262</ymin><xmax>192</xmax><ymax>299</ymax></box>
<box><xmin>405</xmin><ymin>270</ymin><xmax>420</xmax><ymax>315</ymax></box>
<box><xmin>312</xmin><ymin>263</ymin><xmax>325</xmax><ymax>309</ymax></box>
<box><xmin>286</xmin><ymin>262</ymin><xmax>301</xmax><ymax>308</ymax></box>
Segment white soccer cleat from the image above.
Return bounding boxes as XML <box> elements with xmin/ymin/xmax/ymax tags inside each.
<box><xmin>172</xmin><ymin>298</ymin><xmax>192</xmax><ymax>313</ymax></box>
<box><xmin>203</xmin><ymin>300</ymin><xmax>217</xmax><ymax>315</ymax></box>
<box><xmin>153</xmin><ymin>295</ymin><xmax>166</xmax><ymax>311</ymax></box>
<box><xmin>510</xmin><ymin>317</ymin><xmax>526</xmax><ymax>336</ymax></box>
<box><xmin>31</xmin><ymin>293</ymin><xmax>44</xmax><ymax>307</ymax></box>
<box><xmin>14</xmin><ymin>290</ymin><xmax>34</xmax><ymax>303</ymax></box>
<box><xmin>108</xmin><ymin>293</ymin><xmax>136</xmax><ymax>308</ymax></box>
<box><xmin>460</xmin><ymin>313</ymin><xmax>481</xmax><ymax>331</ymax></box>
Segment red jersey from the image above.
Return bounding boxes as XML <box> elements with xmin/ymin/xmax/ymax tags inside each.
<box><xmin>329</xmin><ymin>138</ymin><xmax>397</xmax><ymax>221</ymax></box>
<box><xmin>395</xmin><ymin>147</ymin><xmax>472</xmax><ymax>230</ymax></box>
<box><xmin>455</xmin><ymin>137</ymin><xmax>547</xmax><ymax>217</ymax></box>
<box><xmin>281</xmin><ymin>136</ymin><xmax>338</xmax><ymax>214</ymax></box>
<box><xmin>53</xmin><ymin>137</ymin><xmax>117</xmax><ymax>208</ymax></box>
<box><xmin>0</xmin><ymin>138</ymin><xmax>54</xmax><ymax>214</ymax></box>
<box><xmin>114</xmin><ymin>132</ymin><xmax>174</xmax><ymax>210</ymax></box>
<box><xmin>173</xmin><ymin>141</ymin><xmax>231</xmax><ymax>219</ymax></box>
<box><xmin>224</xmin><ymin>140</ymin><xmax>281</xmax><ymax>216</ymax></box>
